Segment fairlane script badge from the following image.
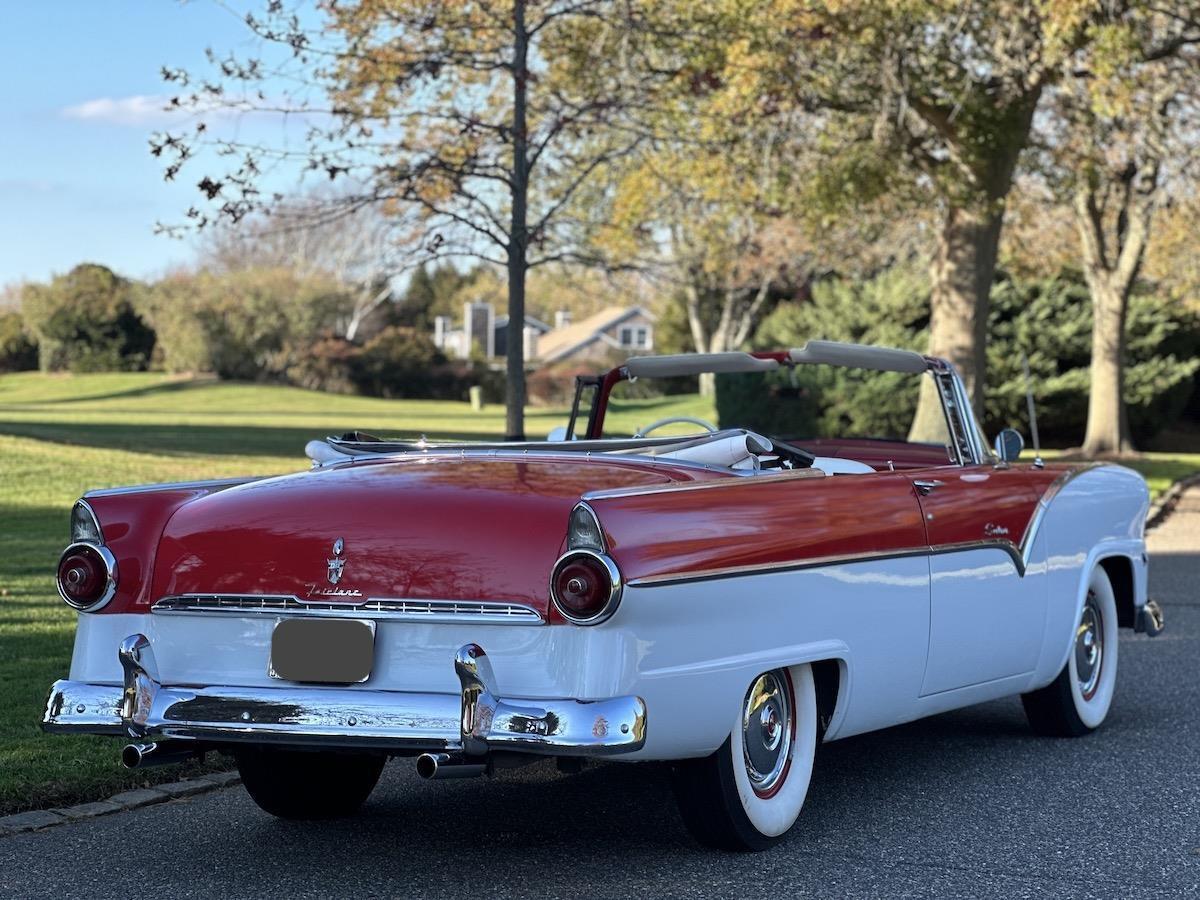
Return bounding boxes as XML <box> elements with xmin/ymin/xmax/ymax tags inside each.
<box><xmin>327</xmin><ymin>537</ymin><xmax>347</xmax><ymax>585</ymax></box>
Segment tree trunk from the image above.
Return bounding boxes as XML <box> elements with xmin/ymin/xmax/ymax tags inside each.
<box><xmin>908</xmin><ymin>204</ymin><xmax>1004</xmax><ymax>442</ymax></box>
<box><xmin>505</xmin><ymin>0</ymin><xmax>528</xmax><ymax>441</ymax></box>
<box><xmin>1081</xmin><ymin>278</ymin><xmax>1133</xmax><ymax>455</ymax></box>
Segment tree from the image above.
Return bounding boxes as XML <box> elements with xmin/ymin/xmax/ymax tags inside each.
<box><xmin>156</xmin><ymin>1</ymin><xmax>673</xmax><ymax>439</ymax></box>
<box><xmin>599</xmin><ymin>132</ymin><xmax>811</xmax><ymax>394</ymax></box>
<box><xmin>141</xmin><ymin>268</ymin><xmax>346</xmax><ymax>379</ymax></box>
<box><xmin>693</xmin><ymin>2</ymin><xmax>1200</xmax><ymax>440</ymax></box>
<box><xmin>202</xmin><ymin>192</ymin><xmax>400</xmax><ymax>342</ymax></box>
<box><xmin>21</xmin><ymin>264</ymin><xmax>155</xmax><ymax>372</ymax></box>
<box><xmin>1042</xmin><ymin>11</ymin><xmax>1200</xmax><ymax>455</ymax></box>
<box><xmin>0</xmin><ymin>310</ymin><xmax>38</xmax><ymax>372</ymax></box>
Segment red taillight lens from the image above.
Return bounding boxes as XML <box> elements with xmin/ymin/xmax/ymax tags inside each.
<box><xmin>56</xmin><ymin>543</ymin><xmax>115</xmax><ymax>611</ymax></box>
<box><xmin>550</xmin><ymin>551</ymin><xmax>622</xmax><ymax>624</ymax></box>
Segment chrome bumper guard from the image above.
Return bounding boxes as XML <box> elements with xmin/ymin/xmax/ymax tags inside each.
<box><xmin>1134</xmin><ymin>599</ymin><xmax>1165</xmax><ymax>637</ymax></box>
<box><xmin>42</xmin><ymin>635</ymin><xmax>647</xmax><ymax>756</ymax></box>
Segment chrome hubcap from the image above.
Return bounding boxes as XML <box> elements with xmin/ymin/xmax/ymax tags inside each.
<box><xmin>742</xmin><ymin>671</ymin><xmax>792</xmax><ymax>795</ymax></box>
<box><xmin>1075</xmin><ymin>592</ymin><xmax>1104</xmax><ymax>700</ymax></box>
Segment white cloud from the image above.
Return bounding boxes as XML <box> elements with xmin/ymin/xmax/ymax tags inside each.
<box><xmin>61</xmin><ymin>95</ymin><xmax>177</xmax><ymax>126</ymax></box>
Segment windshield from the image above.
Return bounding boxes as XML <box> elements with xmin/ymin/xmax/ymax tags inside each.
<box><xmin>584</xmin><ymin>367</ymin><xmax>955</xmax><ymax>470</ymax></box>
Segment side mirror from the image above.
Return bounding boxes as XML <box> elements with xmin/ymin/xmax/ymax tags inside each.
<box><xmin>994</xmin><ymin>428</ymin><xmax>1024</xmax><ymax>463</ymax></box>
<box><xmin>546</xmin><ymin>426</ymin><xmax>569</xmax><ymax>442</ymax></box>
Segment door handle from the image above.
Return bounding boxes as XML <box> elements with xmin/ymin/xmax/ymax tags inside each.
<box><xmin>913</xmin><ymin>479</ymin><xmax>944</xmax><ymax>496</ymax></box>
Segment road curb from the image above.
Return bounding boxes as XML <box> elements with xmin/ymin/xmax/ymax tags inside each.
<box><xmin>0</xmin><ymin>770</ymin><xmax>240</xmax><ymax>837</ymax></box>
<box><xmin>1146</xmin><ymin>473</ymin><xmax>1200</xmax><ymax>533</ymax></box>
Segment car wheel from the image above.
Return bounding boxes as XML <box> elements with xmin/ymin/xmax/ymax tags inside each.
<box><xmin>672</xmin><ymin>664</ymin><xmax>818</xmax><ymax>851</ymax></box>
<box><xmin>235</xmin><ymin>747</ymin><xmax>386</xmax><ymax>819</ymax></box>
<box><xmin>1021</xmin><ymin>565</ymin><xmax>1120</xmax><ymax>737</ymax></box>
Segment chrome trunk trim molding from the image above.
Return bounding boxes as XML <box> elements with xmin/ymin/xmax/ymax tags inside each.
<box><xmin>151</xmin><ymin>594</ymin><xmax>545</xmax><ymax>625</ymax></box>
<box><xmin>582</xmin><ymin>467</ymin><xmax>823</xmax><ymax>501</ymax></box>
<box><xmin>84</xmin><ymin>477</ymin><xmax>260</xmax><ymax>498</ymax></box>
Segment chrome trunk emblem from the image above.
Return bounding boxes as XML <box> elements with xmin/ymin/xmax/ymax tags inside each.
<box><xmin>327</xmin><ymin>538</ymin><xmax>346</xmax><ymax>585</ymax></box>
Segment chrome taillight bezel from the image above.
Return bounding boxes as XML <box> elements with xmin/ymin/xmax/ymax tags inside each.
<box><xmin>56</xmin><ymin>541</ymin><xmax>118</xmax><ymax>612</ymax></box>
<box><xmin>549</xmin><ymin>548</ymin><xmax>623</xmax><ymax>625</ymax></box>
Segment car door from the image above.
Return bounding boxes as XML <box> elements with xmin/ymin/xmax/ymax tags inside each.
<box><xmin>912</xmin><ymin>465</ymin><xmax>1047</xmax><ymax>696</ymax></box>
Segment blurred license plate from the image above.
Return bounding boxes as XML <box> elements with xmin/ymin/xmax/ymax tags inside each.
<box><xmin>269</xmin><ymin>618</ymin><xmax>375</xmax><ymax>684</ymax></box>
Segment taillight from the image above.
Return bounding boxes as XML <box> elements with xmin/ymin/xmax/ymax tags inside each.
<box><xmin>56</xmin><ymin>542</ymin><xmax>117</xmax><ymax>611</ymax></box>
<box><xmin>71</xmin><ymin>500</ymin><xmax>104</xmax><ymax>545</ymax></box>
<box><xmin>550</xmin><ymin>550</ymin><xmax>622</xmax><ymax>625</ymax></box>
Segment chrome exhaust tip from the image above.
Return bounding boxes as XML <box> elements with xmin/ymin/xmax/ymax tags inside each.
<box><xmin>121</xmin><ymin>741</ymin><xmax>204</xmax><ymax>769</ymax></box>
<box><xmin>415</xmin><ymin>752</ymin><xmax>487</xmax><ymax>780</ymax></box>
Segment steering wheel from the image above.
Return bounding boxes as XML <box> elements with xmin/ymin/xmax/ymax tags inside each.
<box><xmin>635</xmin><ymin>416</ymin><xmax>719</xmax><ymax>438</ymax></box>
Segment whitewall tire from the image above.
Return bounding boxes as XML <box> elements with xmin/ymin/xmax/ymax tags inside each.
<box><xmin>672</xmin><ymin>663</ymin><xmax>818</xmax><ymax>851</ymax></box>
<box><xmin>1022</xmin><ymin>566</ymin><xmax>1120</xmax><ymax>737</ymax></box>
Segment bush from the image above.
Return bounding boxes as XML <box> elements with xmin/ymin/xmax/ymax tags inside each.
<box><xmin>350</xmin><ymin>326</ymin><xmax>444</xmax><ymax>398</ymax></box>
<box><xmin>21</xmin><ymin>264</ymin><xmax>155</xmax><ymax>372</ymax></box>
<box><xmin>287</xmin><ymin>336</ymin><xmax>360</xmax><ymax>394</ymax></box>
<box><xmin>986</xmin><ymin>273</ymin><xmax>1200</xmax><ymax>444</ymax></box>
<box><xmin>752</xmin><ymin>265</ymin><xmax>1200</xmax><ymax>446</ymax></box>
<box><xmin>752</xmin><ymin>266</ymin><xmax>931</xmax><ymax>438</ymax></box>
<box><xmin>337</xmin><ymin>326</ymin><xmax>502</xmax><ymax>402</ymax></box>
<box><xmin>0</xmin><ymin>311</ymin><xmax>37</xmax><ymax>372</ymax></box>
<box><xmin>715</xmin><ymin>369</ymin><xmax>822</xmax><ymax>437</ymax></box>
<box><xmin>141</xmin><ymin>269</ymin><xmax>348</xmax><ymax>380</ymax></box>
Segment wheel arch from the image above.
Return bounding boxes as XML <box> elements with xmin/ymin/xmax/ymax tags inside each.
<box><xmin>1098</xmin><ymin>554</ymin><xmax>1137</xmax><ymax>629</ymax></box>
<box><xmin>810</xmin><ymin>657</ymin><xmax>843</xmax><ymax>740</ymax></box>
<box><xmin>1041</xmin><ymin>547</ymin><xmax>1139</xmax><ymax>689</ymax></box>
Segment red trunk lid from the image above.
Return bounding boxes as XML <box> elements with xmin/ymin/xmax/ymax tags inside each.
<box><xmin>150</xmin><ymin>455</ymin><xmax>711</xmax><ymax>615</ymax></box>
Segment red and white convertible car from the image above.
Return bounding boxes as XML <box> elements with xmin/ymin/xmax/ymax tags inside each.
<box><xmin>44</xmin><ymin>341</ymin><xmax>1163</xmax><ymax>850</ymax></box>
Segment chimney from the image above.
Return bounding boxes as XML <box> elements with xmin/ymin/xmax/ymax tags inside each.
<box><xmin>464</xmin><ymin>301</ymin><xmax>495</xmax><ymax>359</ymax></box>
<box><xmin>524</xmin><ymin>325</ymin><xmax>539</xmax><ymax>361</ymax></box>
<box><xmin>555</xmin><ymin>309</ymin><xmax>572</xmax><ymax>330</ymax></box>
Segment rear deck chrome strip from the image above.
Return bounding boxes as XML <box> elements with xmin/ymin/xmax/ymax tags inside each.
<box><xmin>151</xmin><ymin>594</ymin><xmax>545</xmax><ymax>625</ymax></box>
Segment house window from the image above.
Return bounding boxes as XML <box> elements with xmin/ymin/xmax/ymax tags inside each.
<box><xmin>618</xmin><ymin>325</ymin><xmax>650</xmax><ymax>349</ymax></box>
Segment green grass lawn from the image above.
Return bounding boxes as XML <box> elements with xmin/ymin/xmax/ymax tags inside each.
<box><xmin>0</xmin><ymin>372</ymin><xmax>714</xmax><ymax>815</ymax></box>
<box><xmin>0</xmin><ymin>372</ymin><xmax>1196</xmax><ymax>815</ymax></box>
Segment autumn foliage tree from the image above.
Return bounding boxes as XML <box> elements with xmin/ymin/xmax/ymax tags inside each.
<box><xmin>1044</xmin><ymin>10</ymin><xmax>1200</xmax><ymax>455</ymax></box>
<box><xmin>655</xmin><ymin>0</ymin><xmax>1199</xmax><ymax>444</ymax></box>
<box><xmin>155</xmin><ymin>1</ymin><xmax>673</xmax><ymax>439</ymax></box>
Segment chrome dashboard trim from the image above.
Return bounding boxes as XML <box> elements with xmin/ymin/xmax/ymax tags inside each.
<box><xmin>151</xmin><ymin>594</ymin><xmax>545</xmax><ymax>625</ymax></box>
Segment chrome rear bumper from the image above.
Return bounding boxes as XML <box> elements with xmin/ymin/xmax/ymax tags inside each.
<box><xmin>42</xmin><ymin>635</ymin><xmax>647</xmax><ymax>756</ymax></box>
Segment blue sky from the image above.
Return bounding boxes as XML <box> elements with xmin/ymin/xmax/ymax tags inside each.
<box><xmin>0</xmin><ymin>1</ymin><xmax>299</xmax><ymax>286</ymax></box>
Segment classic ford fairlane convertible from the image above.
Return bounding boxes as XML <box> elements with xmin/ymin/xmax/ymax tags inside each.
<box><xmin>43</xmin><ymin>341</ymin><xmax>1164</xmax><ymax>850</ymax></box>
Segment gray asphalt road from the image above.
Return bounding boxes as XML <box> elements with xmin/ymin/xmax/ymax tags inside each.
<box><xmin>2</xmin><ymin>550</ymin><xmax>1197</xmax><ymax>899</ymax></box>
